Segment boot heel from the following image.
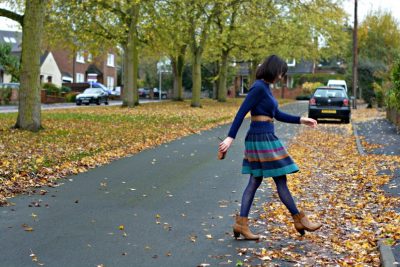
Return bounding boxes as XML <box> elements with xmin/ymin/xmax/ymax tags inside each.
<box><xmin>233</xmin><ymin>231</ymin><xmax>240</xmax><ymax>239</ymax></box>
<box><xmin>297</xmin><ymin>229</ymin><xmax>305</xmax><ymax>236</ymax></box>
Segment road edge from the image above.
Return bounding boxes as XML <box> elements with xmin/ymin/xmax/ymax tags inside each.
<box><xmin>352</xmin><ymin>120</ymin><xmax>397</xmax><ymax>267</ymax></box>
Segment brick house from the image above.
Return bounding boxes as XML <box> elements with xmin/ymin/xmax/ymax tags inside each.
<box><xmin>51</xmin><ymin>48</ymin><xmax>117</xmax><ymax>89</ymax></box>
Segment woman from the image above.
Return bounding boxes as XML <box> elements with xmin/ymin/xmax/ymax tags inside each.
<box><xmin>218</xmin><ymin>55</ymin><xmax>322</xmax><ymax>240</ymax></box>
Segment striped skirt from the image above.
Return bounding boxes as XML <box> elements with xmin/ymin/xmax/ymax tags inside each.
<box><xmin>242</xmin><ymin>121</ymin><xmax>299</xmax><ymax>178</ymax></box>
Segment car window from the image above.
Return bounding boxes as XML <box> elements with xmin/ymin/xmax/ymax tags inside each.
<box><xmin>329</xmin><ymin>84</ymin><xmax>345</xmax><ymax>90</ymax></box>
<box><xmin>314</xmin><ymin>89</ymin><xmax>346</xmax><ymax>98</ymax></box>
<box><xmin>84</xmin><ymin>88</ymin><xmax>102</xmax><ymax>94</ymax></box>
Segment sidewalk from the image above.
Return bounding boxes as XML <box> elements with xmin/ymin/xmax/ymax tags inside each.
<box><xmin>353</xmin><ymin>107</ymin><xmax>400</xmax><ymax>265</ymax></box>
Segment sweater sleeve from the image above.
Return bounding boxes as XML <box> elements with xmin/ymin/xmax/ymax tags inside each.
<box><xmin>274</xmin><ymin>108</ymin><xmax>301</xmax><ymax>124</ymax></box>
<box><xmin>227</xmin><ymin>86</ymin><xmax>265</xmax><ymax>139</ymax></box>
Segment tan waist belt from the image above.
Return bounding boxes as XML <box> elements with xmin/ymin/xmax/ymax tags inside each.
<box><xmin>251</xmin><ymin>115</ymin><xmax>274</xmax><ymax>122</ymax></box>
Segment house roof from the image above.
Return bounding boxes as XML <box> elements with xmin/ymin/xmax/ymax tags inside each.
<box><xmin>40</xmin><ymin>51</ymin><xmax>50</xmax><ymax>65</ymax></box>
<box><xmin>62</xmin><ymin>71</ymin><xmax>72</xmax><ymax>78</ymax></box>
<box><xmin>86</xmin><ymin>64</ymin><xmax>102</xmax><ymax>75</ymax></box>
<box><xmin>0</xmin><ymin>30</ymin><xmax>22</xmax><ymax>52</ymax></box>
<box><xmin>287</xmin><ymin>60</ymin><xmax>314</xmax><ymax>75</ymax></box>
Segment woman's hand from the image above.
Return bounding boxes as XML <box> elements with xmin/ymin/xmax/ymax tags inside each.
<box><xmin>219</xmin><ymin>137</ymin><xmax>234</xmax><ymax>153</ymax></box>
<box><xmin>300</xmin><ymin>117</ymin><xmax>317</xmax><ymax>128</ymax></box>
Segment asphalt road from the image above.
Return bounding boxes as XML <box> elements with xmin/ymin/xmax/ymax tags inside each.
<box><xmin>0</xmin><ymin>102</ymin><xmax>307</xmax><ymax>267</ymax></box>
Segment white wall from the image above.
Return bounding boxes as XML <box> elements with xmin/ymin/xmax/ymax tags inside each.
<box><xmin>40</xmin><ymin>52</ymin><xmax>62</xmax><ymax>87</ymax></box>
<box><xmin>2</xmin><ymin>73</ymin><xmax>12</xmax><ymax>83</ymax></box>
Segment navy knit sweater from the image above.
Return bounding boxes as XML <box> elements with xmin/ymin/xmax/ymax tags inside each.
<box><xmin>227</xmin><ymin>80</ymin><xmax>301</xmax><ymax>139</ymax></box>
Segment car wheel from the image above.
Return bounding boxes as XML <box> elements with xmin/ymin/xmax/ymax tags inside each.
<box><xmin>343</xmin><ymin>117</ymin><xmax>350</xmax><ymax>124</ymax></box>
<box><xmin>105</xmin><ymin>99</ymin><xmax>109</xmax><ymax>105</ymax></box>
<box><xmin>96</xmin><ymin>99</ymin><xmax>101</xmax><ymax>105</ymax></box>
<box><xmin>76</xmin><ymin>102</ymin><xmax>81</xmax><ymax>106</ymax></box>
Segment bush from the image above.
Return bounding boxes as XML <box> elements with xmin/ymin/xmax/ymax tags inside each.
<box><xmin>292</xmin><ymin>73</ymin><xmax>346</xmax><ymax>88</ymax></box>
<box><xmin>61</xmin><ymin>86</ymin><xmax>71</xmax><ymax>93</ymax></box>
<box><xmin>43</xmin><ymin>83</ymin><xmax>61</xmax><ymax>96</ymax></box>
<box><xmin>0</xmin><ymin>87</ymin><xmax>12</xmax><ymax>105</ymax></box>
<box><xmin>65</xmin><ymin>92</ymin><xmax>79</xmax><ymax>102</ymax></box>
<box><xmin>387</xmin><ymin>59</ymin><xmax>400</xmax><ymax>111</ymax></box>
<box><xmin>372</xmin><ymin>82</ymin><xmax>384</xmax><ymax>108</ymax></box>
<box><xmin>302</xmin><ymin>82</ymin><xmax>323</xmax><ymax>95</ymax></box>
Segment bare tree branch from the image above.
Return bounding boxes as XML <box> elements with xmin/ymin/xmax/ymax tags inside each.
<box><xmin>0</xmin><ymin>8</ymin><xmax>23</xmax><ymax>25</ymax></box>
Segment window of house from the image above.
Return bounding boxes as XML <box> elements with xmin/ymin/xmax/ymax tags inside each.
<box><xmin>107</xmin><ymin>54</ymin><xmax>114</xmax><ymax>67</ymax></box>
<box><xmin>47</xmin><ymin>76</ymin><xmax>52</xmax><ymax>83</ymax></box>
<box><xmin>87</xmin><ymin>53</ymin><xmax>93</xmax><ymax>62</ymax></box>
<box><xmin>9</xmin><ymin>37</ymin><xmax>16</xmax><ymax>43</ymax></box>
<box><xmin>107</xmin><ymin>76</ymin><xmax>114</xmax><ymax>89</ymax></box>
<box><xmin>287</xmin><ymin>59</ymin><xmax>296</xmax><ymax>67</ymax></box>
<box><xmin>76</xmin><ymin>73</ymin><xmax>85</xmax><ymax>83</ymax></box>
<box><xmin>3</xmin><ymin>37</ymin><xmax>10</xmax><ymax>43</ymax></box>
<box><xmin>76</xmin><ymin>51</ymin><xmax>85</xmax><ymax>63</ymax></box>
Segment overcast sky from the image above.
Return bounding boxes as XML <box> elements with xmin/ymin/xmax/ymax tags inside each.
<box><xmin>1</xmin><ymin>0</ymin><xmax>400</xmax><ymax>31</ymax></box>
<box><xmin>343</xmin><ymin>0</ymin><xmax>400</xmax><ymax>23</ymax></box>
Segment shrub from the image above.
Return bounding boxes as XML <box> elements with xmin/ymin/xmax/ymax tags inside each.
<box><xmin>43</xmin><ymin>83</ymin><xmax>61</xmax><ymax>96</ymax></box>
<box><xmin>65</xmin><ymin>92</ymin><xmax>79</xmax><ymax>102</ymax></box>
<box><xmin>302</xmin><ymin>82</ymin><xmax>323</xmax><ymax>95</ymax></box>
<box><xmin>61</xmin><ymin>86</ymin><xmax>71</xmax><ymax>93</ymax></box>
<box><xmin>387</xmin><ymin>59</ymin><xmax>400</xmax><ymax>111</ymax></box>
<box><xmin>292</xmin><ymin>73</ymin><xmax>346</xmax><ymax>88</ymax></box>
<box><xmin>372</xmin><ymin>82</ymin><xmax>384</xmax><ymax>108</ymax></box>
<box><xmin>0</xmin><ymin>87</ymin><xmax>12</xmax><ymax>105</ymax></box>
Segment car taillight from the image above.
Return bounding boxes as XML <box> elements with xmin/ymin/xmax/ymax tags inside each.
<box><xmin>343</xmin><ymin>98</ymin><xmax>349</xmax><ymax>106</ymax></box>
<box><xmin>309</xmin><ymin>98</ymin><xmax>316</xmax><ymax>105</ymax></box>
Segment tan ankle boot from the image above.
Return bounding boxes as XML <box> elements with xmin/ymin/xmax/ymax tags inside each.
<box><xmin>232</xmin><ymin>215</ymin><xmax>260</xmax><ymax>240</ymax></box>
<box><xmin>292</xmin><ymin>211</ymin><xmax>322</xmax><ymax>236</ymax></box>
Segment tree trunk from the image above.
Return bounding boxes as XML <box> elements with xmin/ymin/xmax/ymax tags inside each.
<box><xmin>191</xmin><ymin>49</ymin><xmax>202</xmax><ymax>107</ymax></box>
<box><xmin>122</xmin><ymin>5</ymin><xmax>139</xmax><ymax>108</ymax></box>
<box><xmin>171</xmin><ymin>53</ymin><xmax>185</xmax><ymax>101</ymax></box>
<box><xmin>132</xmin><ymin>25</ymin><xmax>139</xmax><ymax>106</ymax></box>
<box><xmin>123</xmin><ymin>38</ymin><xmax>134</xmax><ymax>107</ymax></box>
<box><xmin>15</xmin><ymin>0</ymin><xmax>46</xmax><ymax>132</ymax></box>
<box><xmin>121</xmin><ymin>44</ymin><xmax>128</xmax><ymax>106</ymax></box>
<box><xmin>213</xmin><ymin>60</ymin><xmax>219</xmax><ymax>99</ymax></box>
<box><xmin>217</xmin><ymin>50</ymin><xmax>229</xmax><ymax>102</ymax></box>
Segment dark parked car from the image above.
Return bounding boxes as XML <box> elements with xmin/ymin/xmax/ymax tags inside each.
<box><xmin>138</xmin><ymin>88</ymin><xmax>150</xmax><ymax>98</ymax></box>
<box><xmin>153</xmin><ymin>88</ymin><xmax>167</xmax><ymax>99</ymax></box>
<box><xmin>308</xmin><ymin>86</ymin><xmax>351</xmax><ymax>123</ymax></box>
<box><xmin>76</xmin><ymin>88</ymin><xmax>109</xmax><ymax>105</ymax></box>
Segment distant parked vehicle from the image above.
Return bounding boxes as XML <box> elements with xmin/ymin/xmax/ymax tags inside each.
<box><xmin>308</xmin><ymin>86</ymin><xmax>351</xmax><ymax>123</ymax></box>
<box><xmin>76</xmin><ymin>88</ymin><xmax>109</xmax><ymax>106</ymax></box>
<box><xmin>63</xmin><ymin>82</ymin><xmax>112</xmax><ymax>95</ymax></box>
<box><xmin>327</xmin><ymin>80</ymin><xmax>348</xmax><ymax>93</ymax></box>
<box><xmin>138</xmin><ymin>88</ymin><xmax>150</xmax><ymax>98</ymax></box>
<box><xmin>153</xmin><ymin>88</ymin><xmax>167</xmax><ymax>99</ymax></box>
<box><xmin>0</xmin><ymin>83</ymin><xmax>20</xmax><ymax>89</ymax></box>
<box><xmin>111</xmin><ymin>86</ymin><xmax>121</xmax><ymax>96</ymax></box>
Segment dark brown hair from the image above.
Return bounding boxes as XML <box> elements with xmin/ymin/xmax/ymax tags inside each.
<box><xmin>255</xmin><ymin>55</ymin><xmax>288</xmax><ymax>83</ymax></box>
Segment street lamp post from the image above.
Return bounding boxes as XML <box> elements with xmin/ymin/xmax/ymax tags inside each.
<box><xmin>159</xmin><ymin>69</ymin><xmax>162</xmax><ymax>101</ymax></box>
<box><xmin>157</xmin><ymin>58</ymin><xmax>171</xmax><ymax>101</ymax></box>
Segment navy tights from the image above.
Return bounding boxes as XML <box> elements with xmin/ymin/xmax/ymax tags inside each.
<box><xmin>239</xmin><ymin>174</ymin><xmax>299</xmax><ymax>217</ymax></box>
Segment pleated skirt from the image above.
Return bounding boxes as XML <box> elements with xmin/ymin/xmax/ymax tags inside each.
<box><xmin>242</xmin><ymin>121</ymin><xmax>299</xmax><ymax>178</ymax></box>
